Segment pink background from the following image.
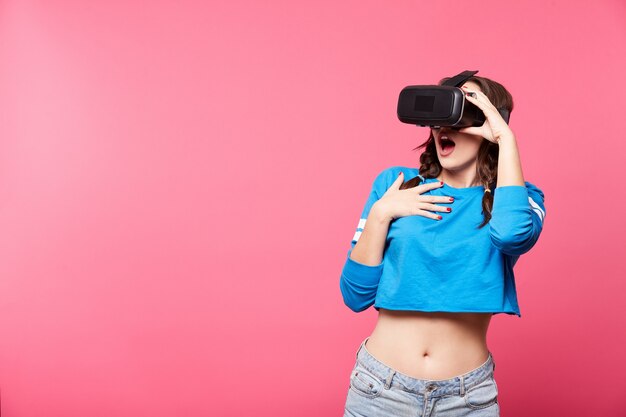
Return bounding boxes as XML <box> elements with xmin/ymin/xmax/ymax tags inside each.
<box><xmin>1</xmin><ymin>1</ymin><xmax>625</xmax><ymax>416</ymax></box>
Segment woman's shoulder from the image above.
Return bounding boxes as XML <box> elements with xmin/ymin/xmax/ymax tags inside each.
<box><xmin>374</xmin><ymin>165</ymin><xmax>420</xmax><ymax>181</ymax></box>
<box><xmin>523</xmin><ymin>180</ymin><xmax>544</xmax><ymax>198</ymax></box>
<box><xmin>369</xmin><ymin>165</ymin><xmax>425</xmax><ymax>191</ymax></box>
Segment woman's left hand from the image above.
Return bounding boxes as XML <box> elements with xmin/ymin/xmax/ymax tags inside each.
<box><xmin>457</xmin><ymin>87</ymin><xmax>515</xmax><ymax>144</ymax></box>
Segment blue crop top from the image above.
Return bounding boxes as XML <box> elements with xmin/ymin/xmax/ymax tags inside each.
<box><xmin>339</xmin><ymin>166</ymin><xmax>546</xmax><ymax>317</ymax></box>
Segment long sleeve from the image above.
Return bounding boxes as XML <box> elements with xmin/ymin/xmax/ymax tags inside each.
<box><xmin>489</xmin><ymin>181</ymin><xmax>546</xmax><ymax>256</ymax></box>
<box><xmin>339</xmin><ymin>169</ymin><xmax>391</xmax><ymax>312</ymax></box>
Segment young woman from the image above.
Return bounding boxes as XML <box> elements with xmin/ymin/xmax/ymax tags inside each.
<box><xmin>340</xmin><ymin>74</ymin><xmax>546</xmax><ymax>417</ymax></box>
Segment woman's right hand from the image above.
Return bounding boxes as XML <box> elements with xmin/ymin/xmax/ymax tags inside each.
<box><xmin>373</xmin><ymin>171</ymin><xmax>454</xmax><ymax>222</ymax></box>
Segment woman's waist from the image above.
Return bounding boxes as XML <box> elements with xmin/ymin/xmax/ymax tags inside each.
<box><xmin>364</xmin><ymin>309</ymin><xmax>492</xmax><ymax>380</ymax></box>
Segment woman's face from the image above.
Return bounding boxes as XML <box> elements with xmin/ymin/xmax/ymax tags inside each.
<box><xmin>431</xmin><ymin>81</ymin><xmax>485</xmax><ymax>172</ymax></box>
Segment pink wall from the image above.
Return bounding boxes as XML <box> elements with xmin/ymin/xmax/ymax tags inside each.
<box><xmin>1</xmin><ymin>0</ymin><xmax>625</xmax><ymax>415</ymax></box>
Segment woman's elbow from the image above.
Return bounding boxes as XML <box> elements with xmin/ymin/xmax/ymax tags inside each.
<box><xmin>489</xmin><ymin>227</ymin><xmax>539</xmax><ymax>256</ymax></box>
<box><xmin>339</xmin><ymin>278</ymin><xmax>376</xmax><ymax>312</ymax></box>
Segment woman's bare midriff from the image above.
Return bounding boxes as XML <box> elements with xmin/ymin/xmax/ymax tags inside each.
<box><xmin>365</xmin><ymin>308</ymin><xmax>493</xmax><ymax>381</ymax></box>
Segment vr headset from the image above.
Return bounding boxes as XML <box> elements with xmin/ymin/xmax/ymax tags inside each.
<box><xmin>397</xmin><ymin>70</ymin><xmax>510</xmax><ymax>129</ymax></box>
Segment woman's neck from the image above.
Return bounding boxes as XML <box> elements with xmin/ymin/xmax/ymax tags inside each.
<box><xmin>437</xmin><ymin>169</ymin><xmax>480</xmax><ymax>188</ymax></box>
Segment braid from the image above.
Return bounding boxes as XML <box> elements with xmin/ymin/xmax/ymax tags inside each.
<box><xmin>476</xmin><ymin>139</ymin><xmax>498</xmax><ymax>228</ymax></box>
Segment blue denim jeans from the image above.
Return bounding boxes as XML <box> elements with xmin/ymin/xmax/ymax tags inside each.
<box><xmin>343</xmin><ymin>337</ymin><xmax>500</xmax><ymax>417</ymax></box>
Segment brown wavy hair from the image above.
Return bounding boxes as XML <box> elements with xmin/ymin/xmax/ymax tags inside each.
<box><xmin>399</xmin><ymin>74</ymin><xmax>514</xmax><ymax>228</ymax></box>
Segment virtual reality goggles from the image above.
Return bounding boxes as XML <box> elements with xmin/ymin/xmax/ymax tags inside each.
<box><xmin>397</xmin><ymin>70</ymin><xmax>510</xmax><ymax>129</ymax></box>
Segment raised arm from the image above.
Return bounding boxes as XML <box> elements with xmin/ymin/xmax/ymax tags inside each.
<box><xmin>460</xmin><ymin>90</ymin><xmax>546</xmax><ymax>257</ymax></box>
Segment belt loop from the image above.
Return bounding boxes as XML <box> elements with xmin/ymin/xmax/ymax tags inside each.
<box><xmin>384</xmin><ymin>369</ymin><xmax>396</xmax><ymax>390</ymax></box>
<box><xmin>459</xmin><ymin>375</ymin><xmax>465</xmax><ymax>396</ymax></box>
<box><xmin>356</xmin><ymin>337</ymin><xmax>367</xmax><ymax>361</ymax></box>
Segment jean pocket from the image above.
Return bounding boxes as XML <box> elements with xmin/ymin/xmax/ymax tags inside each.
<box><xmin>464</xmin><ymin>375</ymin><xmax>498</xmax><ymax>409</ymax></box>
<box><xmin>349</xmin><ymin>362</ymin><xmax>384</xmax><ymax>399</ymax></box>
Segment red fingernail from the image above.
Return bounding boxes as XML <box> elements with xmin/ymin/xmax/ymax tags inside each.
<box><xmin>447</xmin><ymin>208</ymin><xmax>451</xmax><ymax>212</ymax></box>
<box><xmin>437</xmin><ymin>215</ymin><xmax>442</xmax><ymax>220</ymax></box>
<box><xmin>449</xmin><ymin>197</ymin><xmax>454</xmax><ymax>202</ymax></box>
<box><xmin>440</xmin><ymin>181</ymin><xmax>444</xmax><ymax>185</ymax></box>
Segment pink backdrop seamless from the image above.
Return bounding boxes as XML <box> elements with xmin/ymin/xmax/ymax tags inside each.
<box><xmin>1</xmin><ymin>0</ymin><xmax>625</xmax><ymax>416</ymax></box>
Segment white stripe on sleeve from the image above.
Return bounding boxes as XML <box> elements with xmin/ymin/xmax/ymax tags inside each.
<box><xmin>528</xmin><ymin>197</ymin><xmax>545</xmax><ymax>223</ymax></box>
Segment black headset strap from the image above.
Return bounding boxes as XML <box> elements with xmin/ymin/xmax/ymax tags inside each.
<box><xmin>498</xmin><ymin>108</ymin><xmax>510</xmax><ymax>124</ymax></box>
<box><xmin>441</xmin><ymin>70</ymin><xmax>479</xmax><ymax>87</ymax></box>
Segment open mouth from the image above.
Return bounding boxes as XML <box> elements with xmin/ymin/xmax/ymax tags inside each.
<box><xmin>439</xmin><ymin>135</ymin><xmax>456</xmax><ymax>154</ymax></box>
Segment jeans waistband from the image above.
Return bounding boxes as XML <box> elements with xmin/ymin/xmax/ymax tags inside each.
<box><xmin>354</xmin><ymin>336</ymin><xmax>496</xmax><ymax>398</ymax></box>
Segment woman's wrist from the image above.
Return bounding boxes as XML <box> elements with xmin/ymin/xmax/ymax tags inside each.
<box><xmin>370</xmin><ymin>201</ymin><xmax>393</xmax><ymax>224</ymax></box>
<box><xmin>496</xmin><ymin>133</ymin><xmax>516</xmax><ymax>146</ymax></box>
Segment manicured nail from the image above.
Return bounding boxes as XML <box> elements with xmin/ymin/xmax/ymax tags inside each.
<box><xmin>440</xmin><ymin>181</ymin><xmax>444</xmax><ymax>185</ymax></box>
<box><xmin>446</xmin><ymin>208</ymin><xmax>451</xmax><ymax>212</ymax></box>
<box><xmin>437</xmin><ymin>215</ymin><xmax>442</xmax><ymax>220</ymax></box>
<box><xmin>449</xmin><ymin>197</ymin><xmax>454</xmax><ymax>202</ymax></box>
